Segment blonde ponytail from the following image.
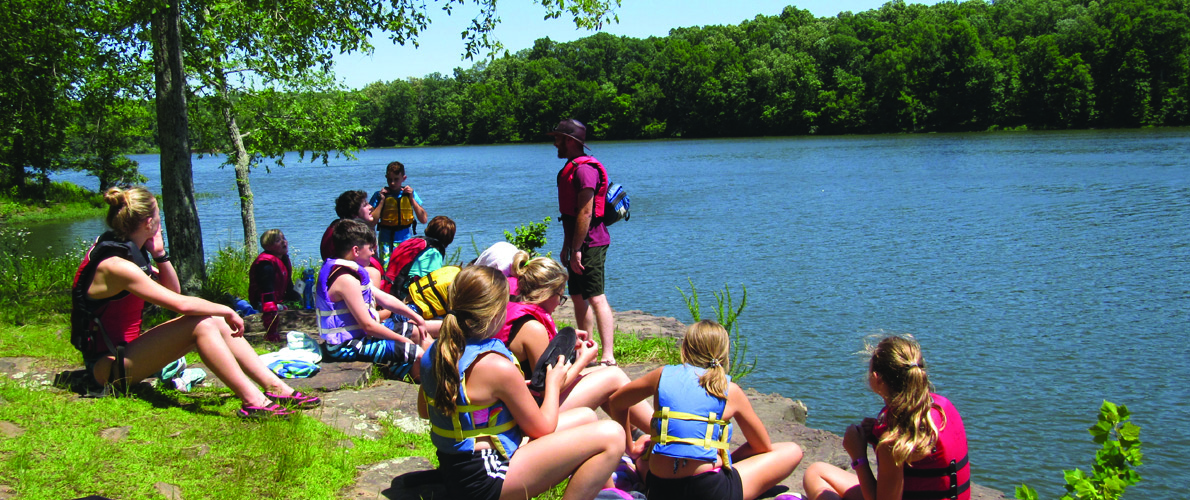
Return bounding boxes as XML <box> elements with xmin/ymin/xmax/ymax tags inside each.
<box><xmin>681</xmin><ymin>320</ymin><xmax>730</xmax><ymax>399</ymax></box>
<box><xmin>430</xmin><ymin>266</ymin><xmax>510</xmax><ymax>416</ymax></box>
<box><xmin>869</xmin><ymin>335</ymin><xmax>939</xmax><ymax>466</ymax></box>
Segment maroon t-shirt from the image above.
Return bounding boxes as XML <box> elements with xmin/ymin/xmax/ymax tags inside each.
<box><xmin>560</xmin><ymin>162</ymin><xmax>610</xmax><ymax>248</ymax></box>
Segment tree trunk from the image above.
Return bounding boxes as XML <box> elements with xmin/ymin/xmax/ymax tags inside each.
<box><xmin>152</xmin><ymin>1</ymin><xmax>206</xmax><ymax>294</ymax></box>
<box><xmin>219</xmin><ymin>81</ymin><xmax>257</xmax><ymax>253</ymax></box>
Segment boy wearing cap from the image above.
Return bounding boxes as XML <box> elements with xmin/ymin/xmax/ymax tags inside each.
<box><xmin>548</xmin><ymin>118</ymin><xmax>618</xmax><ymax>366</ymax></box>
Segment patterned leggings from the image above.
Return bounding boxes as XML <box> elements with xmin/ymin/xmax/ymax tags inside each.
<box><xmin>324</xmin><ymin>336</ymin><xmax>420</xmax><ymax>380</ymax></box>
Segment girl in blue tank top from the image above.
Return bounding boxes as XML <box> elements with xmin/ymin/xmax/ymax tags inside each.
<box><xmin>609</xmin><ymin>320</ymin><xmax>804</xmax><ymax>500</ymax></box>
<box><xmin>416</xmin><ymin>266</ymin><xmax>626</xmax><ymax>500</ymax></box>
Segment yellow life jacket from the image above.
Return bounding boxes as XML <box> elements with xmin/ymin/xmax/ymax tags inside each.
<box><xmin>408</xmin><ymin>265</ymin><xmax>460</xmax><ymax>319</ymax></box>
<box><xmin>379</xmin><ymin>193</ymin><xmax>416</xmax><ymax>228</ymax></box>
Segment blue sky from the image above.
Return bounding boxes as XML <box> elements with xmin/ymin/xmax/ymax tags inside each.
<box><xmin>333</xmin><ymin>0</ymin><xmax>942</xmax><ymax>89</ymax></box>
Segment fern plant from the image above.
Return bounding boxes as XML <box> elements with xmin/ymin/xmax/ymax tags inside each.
<box><xmin>677</xmin><ymin>279</ymin><xmax>756</xmax><ymax>381</ymax></box>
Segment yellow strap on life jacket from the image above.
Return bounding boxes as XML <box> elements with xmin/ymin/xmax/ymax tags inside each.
<box><xmin>425</xmin><ymin>377</ymin><xmax>517</xmax><ymax>460</ymax></box>
<box><xmin>651</xmin><ymin>406</ymin><xmax>733</xmax><ymax>468</ymax></box>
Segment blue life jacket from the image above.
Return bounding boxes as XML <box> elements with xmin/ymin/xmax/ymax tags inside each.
<box><xmin>650</xmin><ymin>364</ymin><xmax>734</xmax><ymax>466</ymax></box>
<box><xmin>421</xmin><ymin>338</ymin><xmax>524</xmax><ymax>459</ymax></box>
<box><xmin>315</xmin><ymin>259</ymin><xmax>377</xmax><ymax>344</ymax></box>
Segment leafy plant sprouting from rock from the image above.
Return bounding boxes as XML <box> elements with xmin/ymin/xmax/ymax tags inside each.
<box><xmin>1015</xmin><ymin>400</ymin><xmax>1142</xmax><ymax>500</ymax></box>
<box><xmin>505</xmin><ymin>217</ymin><xmax>551</xmax><ymax>257</ymax></box>
<box><xmin>677</xmin><ymin>280</ymin><xmax>756</xmax><ymax>381</ymax></box>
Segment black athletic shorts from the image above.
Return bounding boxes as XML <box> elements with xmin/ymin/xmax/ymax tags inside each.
<box><xmin>645</xmin><ymin>466</ymin><xmax>744</xmax><ymax>500</ymax></box>
<box><xmin>437</xmin><ymin>449</ymin><xmax>508</xmax><ymax>500</ymax></box>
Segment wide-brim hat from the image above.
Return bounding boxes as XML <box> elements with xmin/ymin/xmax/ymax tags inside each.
<box><xmin>547</xmin><ymin>119</ymin><xmax>592</xmax><ymax>150</ymax></box>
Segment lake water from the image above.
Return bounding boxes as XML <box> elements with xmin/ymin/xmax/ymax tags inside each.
<box><xmin>40</xmin><ymin>129</ymin><xmax>1190</xmax><ymax>498</ymax></box>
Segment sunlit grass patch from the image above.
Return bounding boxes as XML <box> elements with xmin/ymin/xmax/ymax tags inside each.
<box><xmin>0</xmin><ymin>377</ymin><xmax>432</xmax><ymax>500</ymax></box>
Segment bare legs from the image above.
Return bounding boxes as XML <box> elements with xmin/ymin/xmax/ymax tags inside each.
<box><xmin>573</xmin><ymin>293</ymin><xmax>616</xmax><ymax>364</ymax></box>
<box><xmin>561</xmin><ymin>366</ymin><xmax>653</xmax><ymax>431</ymax></box>
<box><xmin>91</xmin><ymin>315</ymin><xmax>297</xmax><ymax>407</ymax></box>
<box><xmin>732</xmin><ymin>441</ymin><xmax>804</xmax><ymax>500</ymax></box>
<box><xmin>802</xmin><ymin>462</ymin><xmax>863</xmax><ymax>500</ymax></box>
<box><xmin>502</xmin><ymin>419</ymin><xmax>625</xmax><ymax>500</ymax></box>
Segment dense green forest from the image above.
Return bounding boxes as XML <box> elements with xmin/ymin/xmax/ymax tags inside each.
<box><xmin>354</xmin><ymin>0</ymin><xmax>1190</xmax><ymax>145</ymax></box>
<box><xmin>3</xmin><ymin>0</ymin><xmax>1188</xmax><ymax>196</ymax></box>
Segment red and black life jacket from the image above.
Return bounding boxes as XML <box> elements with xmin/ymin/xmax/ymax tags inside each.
<box><xmin>557</xmin><ymin>155</ymin><xmax>608</xmax><ymax>219</ymax></box>
<box><xmin>70</xmin><ymin>233</ymin><xmax>156</xmax><ymax>384</ymax></box>
<box><xmin>873</xmin><ymin>394</ymin><xmax>971</xmax><ymax>500</ymax></box>
<box><xmin>248</xmin><ymin>252</ymin><xmax>293</xmax><ymax>308</ymax></box>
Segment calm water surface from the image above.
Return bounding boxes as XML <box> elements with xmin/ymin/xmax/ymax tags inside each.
<box><xmin>44</xmin><ymin>129</ymin><xmax>1190</xmax><ymax>498</ymax></box>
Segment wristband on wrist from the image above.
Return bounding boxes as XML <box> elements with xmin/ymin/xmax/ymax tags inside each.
<box><xmin>851</xmin><ymin>457</ymin><xmax>869</xmax><ymax>470</ymax></box>
<box><xmin>153</xmin><ymin>253</ymin><xmax>171</xmax><ymax>264</ymax></box>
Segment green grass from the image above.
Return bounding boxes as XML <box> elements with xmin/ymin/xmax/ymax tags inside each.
<box><xmin>0</xmin><ymin>181</ymin><xmax>105</xmax><ymax>224</ymax></box>
<box><xmin>0</xmin><ymin>377</ymin><xmax>435</xmax><ymax>499</ymax></box>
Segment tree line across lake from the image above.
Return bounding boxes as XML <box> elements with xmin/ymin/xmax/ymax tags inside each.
<box><xmin>4</xmin><ymin>0</ymin><xmax>1188</xmax><ymax>197</ymax></box>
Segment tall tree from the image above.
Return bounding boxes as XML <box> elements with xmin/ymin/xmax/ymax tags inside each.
<box><xmin>143</xmin><ymin>0</ymin><xmax>618</xmax><ymax>290</ymax></box>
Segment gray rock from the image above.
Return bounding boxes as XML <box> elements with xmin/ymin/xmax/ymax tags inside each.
<box><xmin>100</xmin><ymin>426</ymin><xmax>132</xmax><ymax>442</ymax></box>
<box><xmin>315</xmin><ymin>379</ymin><xmax>422</xmax><ymax>439</ymax></box>
<box><xmin>190</xmin><ymin>360</ymin><xmax>372</xmax><ymax>392</ymax></box>
<box><xmin>0</xmin><ymin>421</ymin><xmax>23</xmax><ymax>438</ymax></box>
<box><xmin>0</xmin><ymin>358</ymin><xmax>36</xmax><ymax>377</ymax></box>
<box><xmin>154</xmin><ymin>481</ymin><xmax>183</xmax><ymax>499</ymax></box>
<box><xmin>340</xmin><ymin>456</ymin><xmax>443</xmax><ymax>499</ymax></box>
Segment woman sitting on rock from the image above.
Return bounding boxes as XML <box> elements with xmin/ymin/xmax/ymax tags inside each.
<box><xmin>496</xmin><ymin>256</ymin><xmax>654</xmax><ymax>431</ymax></box>
<box><xmin>802</xmin><ymin>335</ymin><xmax>970</xmax><ymax>500</ymax></box>
<box><xmin>608</xmin><ymin>320</ymin><xmax>802</xmax><ymax>500</ymax></box>
<box><xmin>71</xmin><ymin>186</ymin><xmax>319</xmax><ymax>418</ymax></box>
<box><xmin>418</xmin><ymin>265</ymin><xmax>624</xmax><ymax>500</ymax></box>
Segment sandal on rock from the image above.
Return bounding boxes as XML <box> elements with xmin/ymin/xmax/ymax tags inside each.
<box><xmin>267</xmin><ymin>391</ymin><xmax>322</xmax><ymax>410</ymax></box>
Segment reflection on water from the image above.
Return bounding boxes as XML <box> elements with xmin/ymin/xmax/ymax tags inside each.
<box><xmin>38</xmin><ymin>129</ymin><xmax>1190</xmax><ymax>499</ymax></box>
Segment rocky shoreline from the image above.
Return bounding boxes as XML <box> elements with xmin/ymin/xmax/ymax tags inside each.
<box><xmin>0</xmin><ymin>306</ymin><xmax>1007</xmax><ymax>499</ymax></box>
<box><xmin>254</xmin><ymin>304</ymin><xmax>1006</xmax><ymax>500</ymax></box>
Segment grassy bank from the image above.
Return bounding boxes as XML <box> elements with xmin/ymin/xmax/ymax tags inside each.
<box><xmin>0</xmin><ymin>245</ymin><xmax>680</xmax><ymax>499</ymax></box>
<box><xmin>0</xmin><ymin>181</ymin><xmax>105</xmax><ymax>225</ymax></box>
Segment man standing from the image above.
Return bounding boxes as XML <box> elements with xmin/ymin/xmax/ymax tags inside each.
<box><xmin>548</xmin><ymin>118</ymin><xmax>617</xmax><ymax>366</ymax></box>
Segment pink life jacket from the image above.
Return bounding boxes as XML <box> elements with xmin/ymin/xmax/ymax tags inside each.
<box><xmin>557</xmin><ymin>156</ymin><xmax>608</xmax><ymax>218</ymax></box>
<box><xmin>495</xmin><ymin>302</ymin><xmax>557</xmax><ymax>345</ymax></box>
<box><xmin>873</xmin><ymin>394</ymin><xmax>970</xmax><ymax>500</ymax></box>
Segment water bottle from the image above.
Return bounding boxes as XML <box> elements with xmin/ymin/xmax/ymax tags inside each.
<box><xmin>302</xmin><ymin>269</ymin><xmax>316</xmax><ymax>310</ymax></box>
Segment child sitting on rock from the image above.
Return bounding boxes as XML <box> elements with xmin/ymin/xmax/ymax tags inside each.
<box><xmin>316</xmin><ymin>218</ymin><xmax>429</xmax><ymax>381</ymax></box>
<box><xmin>801</xmin><ymin>335</ymin><xmax>970</xmax><ymax>500</ymax></box>
<box><xmin>248</xmin><ymin>229</ymin><xmax>301</xmax><ymax>342</ymax></box>
<box><xmin>609</xmin><ymin>320</ymin><xmax>803</xmax><ymax>500</ymax></box>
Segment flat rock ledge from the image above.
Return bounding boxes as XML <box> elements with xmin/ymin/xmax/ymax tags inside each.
<box><xmin>0</xmin><ymin>307</ymin><xmax>1005</xmax><ymax>499</ymax></box>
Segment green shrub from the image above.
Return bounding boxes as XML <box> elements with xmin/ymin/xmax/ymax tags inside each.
<box><xmin>199</xmin><ymin>245</ymin><xmax>255</xmax><ymax>304</ymax></box>
<box><xmin>504</xmin><ymin>217</ymin><xmax>551</xmax><ymax>257</ymax></box>
<box><xmin>676</xmin><ymin>280</ymin><xmax>756</xmax><ymax>380</ymax></box>
<box><xmin>1016</xmin><ymin>401</ymin><xmax>1143</xmax><ymax>500</ymax></box>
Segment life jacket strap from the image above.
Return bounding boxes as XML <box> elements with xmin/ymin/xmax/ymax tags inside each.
<box><xmin>903</xmin><ymin>454</ymin><xmax>969</xmax><ymax>477</ymax></box>
<box><xmin>650</xmin><ymin>407</ymin><xmax>733</xmax><ymax>468</ymax></box>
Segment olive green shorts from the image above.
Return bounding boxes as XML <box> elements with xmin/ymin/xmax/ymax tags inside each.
<box><xmin>567</xmin><ymin>244</ymin><xmax>607</xmax><ymax>299</ymax></box>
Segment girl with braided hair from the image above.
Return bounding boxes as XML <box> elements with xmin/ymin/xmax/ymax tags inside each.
<box><xmin>802</xmin><ymin>335</ymin><xmax>970</xmax><ymax>500</ymax></box>
<box><xmin>609</xmin><ymin>320</ymin><xmax>802</xmax><ymax>500</ymax></box>
<box><xmin>417</xmin><ymin>265</ymin><xmax>624</xmax><ymax>500</ymax></box>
